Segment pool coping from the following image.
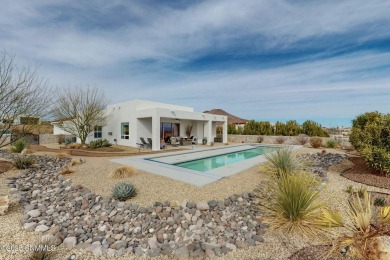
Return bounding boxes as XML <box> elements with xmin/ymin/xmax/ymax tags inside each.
<box><xmin>111</xmin><ymin>144</ymin><xmax>302</xmax><ymax>187</ymax></box>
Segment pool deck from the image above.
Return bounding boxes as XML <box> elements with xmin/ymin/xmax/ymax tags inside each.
<box><xmin>111</xmin><ymin>144</ymin><xmax>302</xmax><ymax>186</ymax></box>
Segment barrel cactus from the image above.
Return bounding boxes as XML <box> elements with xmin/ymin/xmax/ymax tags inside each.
<box><xmin>112</xmin><ymin>182</ymin><xmax>136</xmax><ymax>201</ymax></box>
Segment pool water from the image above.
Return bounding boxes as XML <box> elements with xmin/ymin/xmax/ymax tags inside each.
<box><xmin>174</xmin><ymin>146</ymin><xmax>278</xmax><ymax>172</ymax></box>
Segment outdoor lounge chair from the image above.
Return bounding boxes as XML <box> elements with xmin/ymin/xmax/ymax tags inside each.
<box><xmin>140</xmin><ymin>137</ymin><xmax>151</xmax><ymax>149</ymax></box>
<box><xmin>147</xmin><ymin>138</ymin><xmax>153</xmax><ymax>148</ymax></box>
<box><xmin>192</xmin><ymin>137</ymin><xmax>198</xmax><ymax>144</ymax></box>
<box><xmin>170</xmin><ymin>137</ymin><xmax>180</xmax><ymax>147</ymax></box>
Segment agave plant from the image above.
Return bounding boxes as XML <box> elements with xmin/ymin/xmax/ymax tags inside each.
<box><xmin>112</xmin><ymin>182</ymin><xmax>136</xmax><ymax>201</ymax></box>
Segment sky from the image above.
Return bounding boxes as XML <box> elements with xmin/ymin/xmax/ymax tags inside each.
<box><xmin>1</xmin><ymin>0</ymin><xmax>390</xmax><ymax>127</ymax></box>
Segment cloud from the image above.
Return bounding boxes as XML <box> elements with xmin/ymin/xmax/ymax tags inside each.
<box><xmin>0</xmin><ymin>0</ymin><xmax>390</xmax><ymax>125</ymax></box>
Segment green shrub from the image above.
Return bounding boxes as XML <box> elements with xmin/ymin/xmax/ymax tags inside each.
<box><xmin>112</xmin><ymin>182</ymin><xmax>136</xmax><ymax>201</ymax></box>
<box><xmin>326</xmin><ymin>139</ymin><xmax>338</xmax><ymax>148</ymax></box>
<box><xmin>350</xmin><ymin>112</ymin><xmax>390</xmax><ymax>175</ymax></box>
<box><xmin>13</xmin><ymin>157</ymin><xmax>35</xmax><ymax>169</ymax></box>
<box><xmin>9</xmin><ymin>138</ymin><xmax>28</xmax><ymax>153</ymax></box>
<box><xmin>374</xmin><ymin>197</ymin><xmax>386</xmax><ymax>207</ymax></box>
<box><xmin>89</xmin><ymin>139</ymin><xmax>112</xmax><ymax>149</ymax></box>
<box><xmin>309</xmin><ymin>137</ymin><xmax>323</xmax><ymax>148</ymax></box>
<box><xmin>302</xmin><ymin>120</ymin><xmax>329</xmax><ymax>137</ymax></box>
<box><xmin>264</xmin><ymin>147</ymin><xmax>299</xmax><ymax>178</ymax></box>
<box><xmin>257</xmin><ymin>136</ymin><xmax>264</xmax><ymax>143</ymax></box>
<box><xmin>346</xmin><ymin>185</ymin><xmax>354</xmax><ymax>194</ymax></box>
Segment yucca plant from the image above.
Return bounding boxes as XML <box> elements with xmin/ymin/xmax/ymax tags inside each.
<box><xmin>259</xmin><ymin>172</ymin><xmax>327</xmax><ymax>237</ymax></box>
<box><xmin>12</xmin><ymin>156</ymin><xmax>35</xmax><ymax>169</ymax></box>
<box><xmin>323</xmin><ymin>191</ymin><xmax>390</xmax><ymax>259</ymax></box>
<box><xmin>112</xmin><ymin>182</ymin><xmax>137</xmax><ymax>201</ymax></box>
<box><xmin>374</xmin><ymin>197</ymin><xmax>386</xmax><ymax>207</ymax></box>
<box><xmin>358</xmin><ymin>186</ymin><xmax>367</xmax><ymax>198</ymax></box>
<box><xmin>264</xmin><ymin>147</ymin><xmax>300</xmax><ymax>178</ymax></box>
<box><xmin>346</xmin><ymin>185</ymin><xmax>354</xmax><ymax>194</ymax></box>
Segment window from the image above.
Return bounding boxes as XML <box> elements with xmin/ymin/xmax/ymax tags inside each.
<box><xmin>94</xmin><ymin>126</ymin><xmax>102</xmax><ymax>138</ymax></box>
<box><xmin>121</xmin><ymin>122</ymin><xmax>129</xmax><ymax>139</ymax></box>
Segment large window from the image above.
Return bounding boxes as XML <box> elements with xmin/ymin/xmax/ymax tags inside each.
<box><xmin>121</xmin><ymin>122</ymin><xmax>129</xmax><ymax>139</ymax></box>
<box><xmin>94</xmin><ymin>126</ymin><xmax>102</xmax><ymax>138</ymax></box>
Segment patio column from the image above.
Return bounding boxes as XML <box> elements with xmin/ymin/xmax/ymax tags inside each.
<box><xmin>152</xmin><ymin>114</ymin><xmax>160</xmax><ymax>151</ymax></box>
<box><xmin>207</xmin><ymin>120</ymin><xmax>213</xmax><ymax>145</ymax></box>
<box><xmin>223</xmin><ymin>118</ymin><xmax>228</xmax><ymax>144</ymax></box>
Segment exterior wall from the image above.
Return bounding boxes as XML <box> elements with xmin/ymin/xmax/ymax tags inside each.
<box><xmin>228</xmin><ymin>134</ymin><xmax>351</xmax><ymax>146</ymax></box>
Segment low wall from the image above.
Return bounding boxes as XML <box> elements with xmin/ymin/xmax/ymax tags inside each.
<box><xmin>39</xmin><ymin>134</ymin><xmax>59</xmax><ymax>144</ymax></box>
<box><xmin>228</xmin><ymin>134</ymin><xmax>351</xmax><ymax>147</ymax></box>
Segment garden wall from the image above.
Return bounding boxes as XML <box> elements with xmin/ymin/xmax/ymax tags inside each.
<box><xmin>39</xmin><ymin>134</ymin><xmax>59</xmax><ymax>144</ymax></box>
<box><xmin>227</xmin><ymin>134</ymin><xmax>351</xmax><ymax>147</ymax></box>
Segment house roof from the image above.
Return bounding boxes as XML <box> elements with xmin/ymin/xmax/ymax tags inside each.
<box><xmin>203</xmin><ymin>109</ymin><xmax>248</xmax><ymax>124</ymax></box>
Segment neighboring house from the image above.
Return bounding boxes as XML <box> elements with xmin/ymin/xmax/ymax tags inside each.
<box><xmin>203</xmin><ymin>109</ymin><xmax>248</xmax><ymax>129</ymax></box>
<box><xmin>52</xmin><ymin>99</ymin><xmax>228</xmax><ymax>151</ymax></box>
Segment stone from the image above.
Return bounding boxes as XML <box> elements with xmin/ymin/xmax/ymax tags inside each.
<box><xmin>23</xmin><ymin>222</ymin><xmax>38</xmax><ymax>231</ymax></box>
<box><xmin>253</xmin><ymin>235</ymin><xmax>264</xmax><ymax>242</ymax></box>
<box><xmin>115</xmin><ymin>241</ymin><xmax>127</xmax><ymax>250</ymax></box>
<box><xmin>92</xmin><ymin>245</ymin><xmax>103</xmax><ymax>255</ymax></box>
<box><xmin>225</xmin><ymin>243</ymin><xmax>237</xmax><ymax>251</ymax></box>
<box><xmin>207</xmin><ymin>200</ymin><xmax>218</xmax><ymax>208</ymax></box>
<box><xmin>27</xmin><ymin>209</ymin><xmax>41</xmax><ymax>218</ymax></box>
<box><xmin>134</xmin><ymin>247</ymin><xmax>144</xmax><ymax>256</ymax></box>
<box><xmin>205</xmin><ymin>248</ymin><xmax>216</xmax><ymax>257</ymax></box>
<box><xmin>245</xmin><ymin>238</ymin><xmax>256</xmax><ymax>246</ymax></box>
<box><xmin>186</xmin><ymin>202</ymin><xmax>196</xmax><ymax>209</ymax></box>
<box><xmin>196</xmin><ymin>202</ymin><xmax>210</xmax><ymax>211</ymax></box>
<box><xmin>35</xmin><ymin>225</ymin><xmax>49</xmax><ymax>232</ymax></box>
<box><xmin>148</xmin><ymin>236</ymin><xmax>158</xmax><ymax>249</ymax></box>
<box><xmin>63</xmin><ymin>237</ymin><xmax>77</xmax><ymax>248</ymax></box>
<box><xmin>148</xmin><ymin>248</ymin><xmax>161</xmax><ymax>257</ymax></box>
<box><xmin>175</xmin><ymin>246</ymin><xmax>189</xmax><ymax>257</ymax></box>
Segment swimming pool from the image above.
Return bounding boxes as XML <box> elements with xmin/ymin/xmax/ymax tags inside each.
<box><xmin>174</xmin><ymin>146</ymin><xmax>278</xmax><ymax>172</ymax></box>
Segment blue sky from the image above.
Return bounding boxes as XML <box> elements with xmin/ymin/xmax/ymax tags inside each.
<box><xmin>1</xmin><ymin>0</ymin><xmax>390</xmax><ymax>127</ymax></box>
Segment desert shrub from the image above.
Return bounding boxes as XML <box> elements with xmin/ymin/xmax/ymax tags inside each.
<box><xmin>210</xmin><ymin>142</ymin><xmax>214</xmax><ymax>146</ymax></box>
<box><xmin>109</xmin><ymin>166</ymin><xmax>135</xmax><ymax>179</ymax></box>
<box><xmin>297</xmin><ymin>134</ymin><xmax>308</xmax><ymax>145</ymax></box>
<box><xmin>350</xmin><ymin>112</ymin><xmax>390</xmax><ymax>175</ymax></box>
<box><xmin>60</xmin><ymin>166</ymin><xmax>73</xmax><ymax>175</ymax></box>
<box><xmin>256</xmin><ymin>136</ymin><xmax>264</xmax><ymax>143</ymax></box>
<box><xmin>264</xmin><ymin>147</ymin><xmax>299</xmax><ymax>178</ymax></box>
<box><xmin>309</xmin><ymin>137</ymin><xmax>323</xmax><ymax>148</ymax></box>
<box><xmin>89</xmin><ymin>139</ymin><xmax>112</xmax><ymax>149</ymax></box>
<box><xmin>55</xmin><ymin>152</ymin><xmax>68</xmax><ymax>159</ymax></box>
<box><xmin>374</xmin><ymin>197</ymin><xmax>386</xmax><ymax>207</ymax></box>
<box><xmin>275</xmin><ymin>136</ymin><xmax>285</xmax><ymax>144</ymax></box>
<box><xmin>9</xmin><ymin>138</ymin><xmax>28</xmax><ymax>153</ymax></box>
<box><xmin>112</xmin><ymin>182</ymin><xmax>136</xmax><ymax>201</ymax></box>
<box><xmin>21</xmin><ymin>148</ymin><xmax>33</xmax><ymax>155</ymax></box>
<box><xmin>326</xmin><ymin>139</ymin><xmax>338</xmax><ymax>148</ymax></box>
<box><xmin>69</xmin><ymin>143</ymin><xmax>82</xmax><ymax>149</ymax></box>
<box><xmin>13</xmin><ymin>157</ymin><xmax>35</xmax><ymax>169</ymax></box>
<box><xmin>70</xmin><ymin>158</ymin><xmax>85</xmax><ymax>166</ymax></box>
<box><xmin>259</xmin><ymin>172</ymin><xmax>326</xmax><ymax>237</ymax></box>
<box><xmin>358</xmin><ymin>186</ymin><xmax>367</xmax><ymax>198</ymax></box>
<box><xmin>346</xmin><ymin>185</ymin><xmax>354</xmax><ymax>194</ymax></box>
<box><xmin>58</xmin><ymin>134</ymin><xmax>65</xmax><ymax>144</ymax></box>
<box><xmin>29</xmin><ymin>236</ymin><xmax>57</xmax><ymax>260</ymax></box>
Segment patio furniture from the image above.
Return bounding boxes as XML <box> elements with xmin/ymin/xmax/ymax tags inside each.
<box><xmin>202</xmin><ymin>137</ymin><xmax>207</xmax><ymax>145</ymax></box>
<box><xmin>170</xmin><ymin>137</ymin><xmax>180</xmax><ymax>147</ymax></box>
<box><xmin>180</xmin><ymin>138</ymin><xmax>192</xmax><ymax>146</ymax></box>
<box><xmin>140</xmin><ymin>137</ymin><xmax>151</xmax><ymax>149</ymax></box>
<box><xmin>147</xmin><ymin>138</ymin><xmax>153</xmax><ymax>148</ymax></box>
<box><xmin>192</xmin><ymin>137</ymin><xmax>198</xmax><ymax>144</ymax></box>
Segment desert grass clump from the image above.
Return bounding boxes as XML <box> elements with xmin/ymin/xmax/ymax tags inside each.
<box><xmin>60</xmin><ymin>166</ymin><xmax>73</xmax><ymax>175</ymax></box>
<box><xmin>9</xmin><ymin>138</ymin><xmax>28</xmax><ymax>153</ymax></box>
<box><xmin>29</xmin><ymin>236</ymin><xmax>57</xmax><ymax>260</ymax></box>
<box><xmin>57</xmin><ymin>134</ymin><xmax>65</xmax><ymax>145</ymax></box>
<box><xmin>326</xmin><ymin>139</ymin><xmax>339</xmax><ymax>148</ymax></box>
<box><xmin>69</xmin><ymin>143</ymin><xmax>82</xmax><ymax>149</ymax></box>
<box><xmin>264</xmin><ymin>147</ymin><xmax>300</xmax><ymax>178</ymax></box>
<box><xmin>109</xmin><ymin>166</ymin><xmax>135</xmax><ymax>179</ymax></box>
<box><xmin>257</xmin><ymin>136</ymin><xmax>264</xmax><ymax>143</ymax></box>
<box><xmin>310</xmin><ymin>137</ymin><xmax>323</xmax><ymax>148</ymax></box>
<box><xmin>112</xmin><ymin>182</ymin><xmax>137</xmax><ymax>201</ymax></box>
<box><xmin>54</xmin><ymin>152</ymin><xmax>69</xmax><ymax>159</ymax></box>
<box><xmin>275</xmin><ymin>136</ymin><xmax>285</xmax><ymax>144</ymax></box>
<box><xmin>21</xmin><ymin>148</ymin><xmax>33</xmax><ymax>155</ymax></box>
<box><xmin>297</xmin><ymin>134</ymin><xmax>308</xmax><ymax>145</ymax></box>
<box><xmin>259</xmin><ymin>172</ymin><xmax>327</xmax><ymax>237</ymax></box>
<box><xmin>70</xmin><ymin>158</ymin><xmax>85</xmax><ymax>166</ymax></box>
<box><xmin>13</xmin><ymin>156</ymin><xmax>35</xmax><ymax>169</ymax></box>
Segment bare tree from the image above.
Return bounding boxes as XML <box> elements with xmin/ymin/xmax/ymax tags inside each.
<box><xmin>51</xmin><ymin>86</ymin><xmax>109</xmax><ymax>145</ymax></box>
<box><xmin>0</xmin><ymin>51</ymin><xmax>51</xmax><ymax>148</ymax></box>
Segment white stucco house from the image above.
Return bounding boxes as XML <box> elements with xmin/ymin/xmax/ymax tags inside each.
<box><xmin>52</xmin><ymin>99</ymin><xmax>228</xmax><ymax>151</ymax></box>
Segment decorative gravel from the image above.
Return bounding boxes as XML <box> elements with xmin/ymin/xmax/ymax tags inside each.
<box><xmin>1</xmin><ymin>148</ymin><xmax>390</xmax><ymax>259</ymax></box>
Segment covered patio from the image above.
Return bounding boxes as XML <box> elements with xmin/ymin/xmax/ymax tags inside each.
<box><xmin>136</xmin><ymin>107</ymin><xmax>228</xmax><ymax>150</ymax></box>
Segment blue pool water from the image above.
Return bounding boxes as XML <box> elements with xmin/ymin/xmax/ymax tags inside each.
<box><xmin>174</xmin><ymin>146</ymin><xmax>278</xmax><ymax>172</ymax></box>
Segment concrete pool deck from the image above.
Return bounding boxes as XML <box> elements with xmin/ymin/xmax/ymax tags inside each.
<box><xmin>111</xmin><ymin>144</ymin><xmax>302</xmax><ymax>186</ymax></box>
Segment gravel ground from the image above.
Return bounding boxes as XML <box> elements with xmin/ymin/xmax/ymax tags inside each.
<box><xmin>1</xmin><ymin>147</ymin><xmax>390</xmax><ymax>259</ymax></box>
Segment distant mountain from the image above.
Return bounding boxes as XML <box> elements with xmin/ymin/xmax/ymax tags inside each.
<box><xmin>203</xmin><ymin>109</ymin><xmax>248</xmax><ymax>124</ymax></box>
